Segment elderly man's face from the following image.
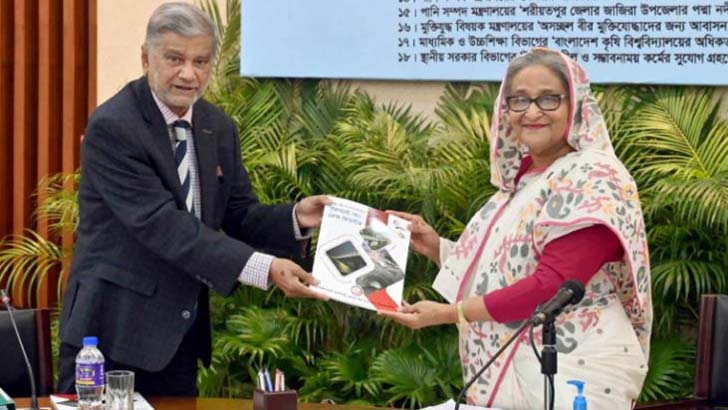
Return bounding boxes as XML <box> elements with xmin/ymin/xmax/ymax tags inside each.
<box><xmin>142</xmin><ymin>31</ymin><xmax>213</xmax><ymax>116</ymax></box>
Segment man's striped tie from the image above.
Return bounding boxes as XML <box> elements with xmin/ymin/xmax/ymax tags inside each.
<box><xmin>172</xmin><ymin>120</ymin><xmax>194</xmax><ymax>214</ymax></box>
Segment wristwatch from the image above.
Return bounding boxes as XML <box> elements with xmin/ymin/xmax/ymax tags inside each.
<box><xmin>456</xmin><ymin>301</ymin><xmax>469</xmax><ymax>325</ymax></box>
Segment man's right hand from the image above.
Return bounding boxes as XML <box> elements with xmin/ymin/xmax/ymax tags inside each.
<box><xmin>386</xmin><ymin>210</ymin><xmax>441</xmax><ymax>265</ymax></box>
<box><xmin>269</xmin><ymin>258</ymin><xmax>329</xmax><ymax>301</ymax></box>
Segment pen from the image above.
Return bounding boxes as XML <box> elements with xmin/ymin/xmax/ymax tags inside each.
<box><xmin>264</xmin><ymin>368</ymin><xmax>273</xmax><ymax>392</ymax></box>
<box><xmin>274</xmin><ymin>369</ymin><xmax>281</xmax><ymax>391</ymax></box>
<box><xmin>257</xmin><ymin>369</ymin><xmax>265</xmax><ymax>391</ymax></box>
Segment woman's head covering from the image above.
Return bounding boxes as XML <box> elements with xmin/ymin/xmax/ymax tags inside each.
<box><xmin>490</xmin><ymin>48</ymin><xmax>614</xmax><ymax>192</ymax></box>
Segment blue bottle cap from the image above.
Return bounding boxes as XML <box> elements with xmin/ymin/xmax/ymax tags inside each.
<box><xmin>82</xmin><ymin>336</ymin><xmax>98</xmax><ymax>346</ymax></box>
<box><xmin>567</xmin><ymin>380</ymin><xmax>587</xmax><ymax>410</ymax></box>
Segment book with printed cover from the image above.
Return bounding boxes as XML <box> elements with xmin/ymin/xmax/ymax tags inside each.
<box><xmin>312</xmin><ymin>197</ymin><xmax>411</xmax><ymax>312</ymax></box>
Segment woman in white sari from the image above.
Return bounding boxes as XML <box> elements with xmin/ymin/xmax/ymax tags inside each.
<box><xmin>382</xmin><ymin>48</ymin><xmax>652</xmax><ymax>410</ymax></box>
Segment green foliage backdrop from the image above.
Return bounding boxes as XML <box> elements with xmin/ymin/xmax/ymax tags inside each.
<box><xmin>196</xmin><ymin>2</ymin><xmax>728</xmax><ymax>405</ymax></box>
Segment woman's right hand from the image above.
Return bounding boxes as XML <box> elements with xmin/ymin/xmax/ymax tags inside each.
<box><xmin>386</xmin><ymin>210</ymin><xmax>441</xmax><ymax>265</ymax></box>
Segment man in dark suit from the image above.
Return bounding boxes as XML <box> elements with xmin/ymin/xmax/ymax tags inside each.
<box><xmin>57</xmin><ymin>2</ymin><xmax>328</xmax><ymax>396</ymax></box>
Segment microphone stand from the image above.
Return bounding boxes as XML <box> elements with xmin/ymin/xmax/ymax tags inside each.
<box><xmin>453</xmin><ymin>280</ymin><xmax>585</xmax><ymax>410</ymax></box>
<box><xmin>1</xmin><ymin>290</ymin><xmax>47</xmax><ymax>410</ymax></box>
<box><xmin>541</xmin><ymin>315</ymin><xmax>557</xmax><ymax>410</ymax></box>
<box><xmin>454</xmin><ymin>320</ymin><xmax>530</xmax><ymax>410</ymax></box>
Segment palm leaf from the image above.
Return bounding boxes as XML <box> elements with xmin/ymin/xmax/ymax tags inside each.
<box><xmin>639</xmin><ymin>336</ymin><xmax>695</xmax><ymax>402</ymax></box>
<box><xmin>298</xmin><ymin>81</ymin><xmax>355</xmax><ymax>143</ymax></box>
<box><xmin>651</xmin><ymin>258</ymin><xmax>727</xmax><ymax>302</ymax></box>
<box><xmin>617</xmin><ymin>87</ymin><xmax>728</xmax><ymax>231</ymax></box>
<box><xmin>298</xmin><ymin>371</ymin><xmax>343</xmax><ymax>403</ymax></box>
<box><xmin>370</xmin><ymin>347</ymin><xmax>440</xmax><ymax>408</ymax></box>
<box><xmin>320</xmin><ymin>343</ymin><xmax>381</xmax><ymax>398</ymax></box>
<box><xmin>647</xmin><ymin>220</ymin><xmax>727</xmax><ymax>304</ymax></box>
<box><xmin>418</xmin><ymin>332</ymin><xmax>463</xmax><ymax>398</ymax></box>
<box><xmin>0</xmin><ymin>230</ymin><xmax>65</xmax><ymax>305</ymax></box>
<box><xmin>34</xmin><ymin>171</ymin><xmax>80</xmax><ymax>234</ymax></box>
<box><xmin>284</xmin><ymin>299</ymin><xmax>335</xmax><ymax>352</ymax></box>
<box><xmin>215</xmin><ymin>306</ymin><xmax>290</xmax><ymax>367</ymax></box>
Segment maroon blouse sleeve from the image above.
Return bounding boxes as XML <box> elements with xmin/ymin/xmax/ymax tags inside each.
<box><xmin>483</xmin><ymin>224</ymin><xmax>624</xmax><ymax>323</ymax></box>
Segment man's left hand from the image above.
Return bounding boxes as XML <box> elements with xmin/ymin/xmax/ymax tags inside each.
<box><xmin>295</xmin><ymin>195</ymin><xmax>332</xmax><ymax>229</ymax></box>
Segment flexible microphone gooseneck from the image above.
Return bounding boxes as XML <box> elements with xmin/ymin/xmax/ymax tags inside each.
<box><xmin>1</xmin><ymin>289</ymin><xmax>39</xmax><ymax>410</ymax></box>
<box><xmin>453</xmin><ymin>280</ymin><xmax>586</xmax><ymax>410</ymax></box>
<box><xmin>453</xmin><ymin>319</ymin><xmax>531</xmax><ymax>410</ymax></box>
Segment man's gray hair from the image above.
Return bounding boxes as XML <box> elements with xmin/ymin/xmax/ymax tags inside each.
<box><xmin>505</xmin><ymin>49</ymin><xmax>569</xmax><ymax>94</ymax></box>
<box><xmin>143</xmin><ymin>2</ymin><xmax>219</xmax><ymax>58</ymax></box>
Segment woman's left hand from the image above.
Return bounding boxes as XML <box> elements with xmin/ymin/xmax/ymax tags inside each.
<box><xmin>379</xmin><ymin>301</ymin><xmax>456</xmax><ymax>329</ymax></box>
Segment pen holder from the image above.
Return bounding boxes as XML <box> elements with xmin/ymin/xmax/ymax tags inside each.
<box><xmin>253</xmin><ymin>389</ymin><xmax>298</xmax><ymax>410</ymax></box>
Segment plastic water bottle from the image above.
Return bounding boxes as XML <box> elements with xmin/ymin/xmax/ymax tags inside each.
<box><xmin>76</xmin><ymin>336</ymin><xmax>105</xmax><ymax>410</ymax></box>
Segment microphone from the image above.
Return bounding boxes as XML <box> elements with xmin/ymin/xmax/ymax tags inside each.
<box><xmin>1</xmin><ymin>289</ymin><xmax>39</xmax><ymax>410</ymax></box>
<box><xmin>530</xmin><ymin>280</ymin><xmax>585</xmax><ymax>326</ymax></box>
<box><xmin>453</xmin><ymin>280</ymin><xmax>586</xmax><ymax>410</ymax></box>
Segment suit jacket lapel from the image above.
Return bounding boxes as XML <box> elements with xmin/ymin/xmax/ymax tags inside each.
<box><xmin>192</xmin><ymin>105</ymin><xmax>218</xmax><ymax>225</ymax></box>
<box><xmin>134</xmin><ymin>78</ymin><xmax>186</xmax><ymax>208</ymax></box>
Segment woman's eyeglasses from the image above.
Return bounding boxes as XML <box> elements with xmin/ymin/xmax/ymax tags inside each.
<box><xmin>505</xmin><ymin>94</ymin><xmax>567</xmax><ymax>112</ymax></box>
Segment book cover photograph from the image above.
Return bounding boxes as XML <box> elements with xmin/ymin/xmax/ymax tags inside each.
<box><xmin>312</xmin><ymin>198</ymin><xmax>411</xmax><ymax>312</ymax></box>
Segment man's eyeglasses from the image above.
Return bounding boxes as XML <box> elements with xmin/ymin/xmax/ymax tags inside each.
<box><xmin>505</xmin><ymin>94</ymin><xmax>567</xmax><ymax>112</ymax></box>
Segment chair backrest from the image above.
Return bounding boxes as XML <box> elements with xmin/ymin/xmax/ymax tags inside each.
<box><xmin>636</xmin><ymin>295</ymin><xmax>726</xmax><ymax>410</ymax></box>
<box><xmin>0</xmin><ymin>308</ymin><xmax>53</xmax><ymax>397</ymax></box>
<box><xmin>694</xmin><ymin>294</ymin><xmax>728</xmax><ymax>406</ymax></box>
